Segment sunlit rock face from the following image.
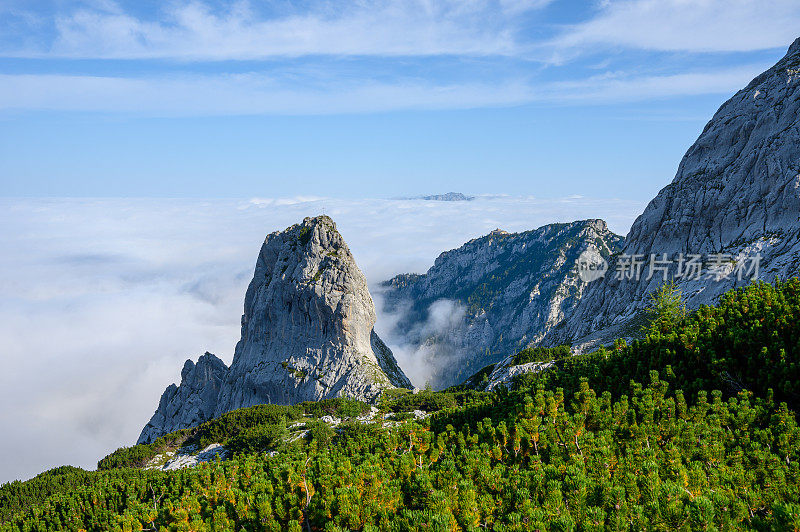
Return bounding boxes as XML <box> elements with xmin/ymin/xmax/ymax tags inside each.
<box><xmin>381</xmin><ymin>220</ymin><xmax>623</xmax><ymax>387</ymax></box>
<box><xmin>215</xmin><ymin>215</ymin><xmax>411</xmax><ymax>415</ymax></box>
<box><xmin>138</xmin><ymin>353</ymin><xmax>227</xmax><ymax>445</ymax></box>
<box><xmin>138</xmin><ymin>216</ymin><xmax>411</xmax><ymax>444</ymax></box>
<box><xmin>544</xmin><ymin>38</ymin><xmax>800</xmax><ymax>351</ymax></box>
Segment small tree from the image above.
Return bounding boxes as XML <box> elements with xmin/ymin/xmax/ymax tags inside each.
<box><xmin>644</xmin><ymin>281</ymin><xmax>686</xmax><ymax>335</ymax></box>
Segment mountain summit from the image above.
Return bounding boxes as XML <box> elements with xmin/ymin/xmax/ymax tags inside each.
<box><xmin>543</xmin><ymin>37</ymin><xmax>800</xmax><ymax>350</ymax></box>
<box><xmin>214</xmin><ymin>215</ymin><xmax>411</xmax><ymax>415</ymax></box>
<box><xmin>138</xmin><ymin>216</ymin><xmax>411</xmax><ymax>444</ymax></box>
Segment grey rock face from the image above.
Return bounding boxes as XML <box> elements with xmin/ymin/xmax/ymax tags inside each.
<box><xmin>138</xmin><ymin>353</ymin><xmax>228</xmax><ymax>444</ymax></box>
<box><xmin>139</xmin><ymin>216</ymin><xmax>411</xmax><ymax>443</ymax></box>
<box><xmin>482</xmin><ymin>355</ymin><xmax>555</xmax><ymax>392</ymax></box>
<box><xmin>214</xmin><ymin>215</ymin><xmax>411</xmax><ymax>415</ymax></box>
<box><xmin>381</xmin><ymin>220</ymin><xmax>623</xmax><ymax>387</ymax></box>
<box><xmin>544</xmin><ymin>38</ymin><xmax>800</xmax><ymax>351</ymax></box>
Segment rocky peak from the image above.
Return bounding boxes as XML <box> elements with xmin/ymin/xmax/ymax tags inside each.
<box><xmin>138</xmin><ymin>352</ymin><xmax>228</xmax><ymax>444</ymax></box>
<box><xmin>544</xmin><ymin>37</ymin><xmax>800</xmax><ymax>350</ymax></box>
<box><xmin>381</xmin><ymin>219</ymin><xmax>623</xmax><ymax>387</ymax></box>
<box><xmin>138</xmin><ymin>216</ymin><xmax>411</xmax><ymax>443</ymax></box>
<box><xmin>788</xmin><ymin>37</ymin><xmax>800</xmax><ymax>58</ymax></box>
<box><xmin>215</xmin><ymin>215</ymin><xmax>411</xmax><ymax>414</ymax></box>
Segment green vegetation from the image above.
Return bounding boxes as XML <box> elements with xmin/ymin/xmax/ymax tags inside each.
<box><xmin>513</xmin><ymin>344</ymin><xmax>571</xmax><ymax>365</ymax></box>
<box><xmin>516</xmin><ymin>279</ymin><xmax>800</xmax><ymax>409</ymax></box>
<box><xmin>644</xmin><ymin>281</ymin><xmax>686</xmax><ymax>334</ymax></box>
<box><xmin>297</xmin><ymin>226</ymin><xmax>313</xmax><ymax>246</ymax></box>
<box><xmin>97</xmin><ymin>430</ymin><xmax>190</xmax><ymax>470</ymax></box>
<box><xmin>299</xmin><ymin>397</ymin><xmax>371</xmax><ymax>419</ymax></box>
<box><xmin>2</xmin><ymin>279</ymin><xmax>800</xmax><ymax>530</ymax></box>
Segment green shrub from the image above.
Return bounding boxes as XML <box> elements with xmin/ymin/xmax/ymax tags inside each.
<box><xmin>300</xmin><ymin>397</ymin><xmax>371</xmax><ymax>419</ymax></box>
<box><xmin>512</xmin><ymin>344</ymin><xmax>571</xmax><ymax>365</ymax></box>
<box><xmin>226</xmin><ymin>420</ymin><xmax>288</xmax><ymax>454</ymax></box>
<box><xmin>384</xmin><ymin>390</ymin><xmax>457</xmax><ymax>413</ymax></box>
<box><xmin>304</xmin><ymin>420</ymin><xmax>336</xmax><ymax>447</ymax></box>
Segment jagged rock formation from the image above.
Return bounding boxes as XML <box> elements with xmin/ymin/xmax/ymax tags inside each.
<box><xmin>139</xmin><ymin>216</ymin><xmax>411</xmax><ymax>444</ymax></box>
<box><xmin>381</xmin><ymin>220</ymin><xmax>623</xmax><ymax>387</ymax></box>
<box><xmin>482</xmin><ymin>355</ymin><xmax>555</xmax><ymax>392</ymax></box>
<box><xmin>138</xmin><ymin>353</ymin><xmax>227</xmax><ymax>444</ymax></box>
<box><xmin>214</xmin><ymin>215</ymin><xmax>411</xmax><ymax>414</ymax></box>
<box><xmin>543</xmin><ymin>37</ymin><xmax>800</xmax><ymax>351</ymax></box>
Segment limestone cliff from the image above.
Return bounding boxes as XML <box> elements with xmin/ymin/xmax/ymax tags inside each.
<box><xmin>138</xmin><ymin>216</ymin><xmax>411</xmax><ymax>443</ymax></box>
<box><xmin>544</xmin><ymin>37</ymin><xmax>800</xmax><ymax>351</ymax></box>
<box><xmin>214</xmin><ymin>215</ymin><xmax>411</xmax><ymax>415</ymax></box>
<box><xmin>381</xmin><ymin>220</ymin><xmax>623</xmax><ymax>387</ymax></box>
<box><xmin>138</xmin><ymin>353</ymin><xmax>227</xmax><ymax>444</ymax></box>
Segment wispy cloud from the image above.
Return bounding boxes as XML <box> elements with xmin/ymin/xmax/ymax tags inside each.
<box><xmin>535</xmin><ymin>63</ymin><xmax>775</xmax><ymax>104</ymax></box>
<box><xmin>2</xmin><ymin>0</ymin><xmax>552</xmax><ymax>59</ymax></box>
<box><xmin>550</xmin><ymin>0</ymin><xmax>800</xmax><ymax>57</ymax></box>
<box><xmin>0</xmin><ymin>60</ymin><xmax>772</xmax><ymax>115</ymax></box>
<box><xmin>0</xmin><ymin>0</ymin><xmax>795</xmax><ymax>115</ymax></box>
<box><xmin>0</xmin><ymin>72</ymin><xmax>536</xmax><ymax>114</ymax></box>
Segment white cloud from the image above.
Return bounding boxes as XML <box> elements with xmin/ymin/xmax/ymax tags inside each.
<box><xmin>0</xmin><ymin>195</ymin><xmax>644</xmax><ymax>482</ymax></box>
<box><xmin>551</xmin><ymin>0</ymin><xmax>800</xmax><ymax>55</ymax></box>
<box><xmin>536</xmin><ymin>63</ymin><xmax>775</xmax><ymax>104</ymax></box>
<box><xmin>0</xmin><ymin>73</ymin><xmax>535</xmax><ymax>115</ymax></box>
<box><xmin>0</xmin><ymin>61</ymin><xmax>771</xmax><ymax>115</ymax></box>
<box><xmin>2</xmin><ymin>0</ymin><xmax>552</xmax><ymax>60</ymax></box>
<box><xmin>375</xmin><ymin>297</ymin><xmax>467</xmax><ymax>388</ymax></box>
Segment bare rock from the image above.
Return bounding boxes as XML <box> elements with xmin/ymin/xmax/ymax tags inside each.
<box><xmin>544</xmin><ymin>37</ymin><xmax>800</xmax><ymax>350</ymax></box>
<box><xmin>137</xmin><ymin>353</ymin><xmax>228</xmax><ymax>444</ymax></box>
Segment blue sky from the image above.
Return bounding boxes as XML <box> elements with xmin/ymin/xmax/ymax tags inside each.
<box><xmin>0</xmin><ymin>0</ymin><xmax>799</xmax><ymax>199</ymax></box>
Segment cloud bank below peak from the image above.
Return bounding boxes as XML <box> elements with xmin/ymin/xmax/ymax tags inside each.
<box><xmin>0</xmin><ymin>195</ymin><xmax>644</xmax><ymax>483</ymax></box>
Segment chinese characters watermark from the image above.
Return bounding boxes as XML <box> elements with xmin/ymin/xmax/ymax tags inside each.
<box><xmin>577</xmin><ymin>252</ymin><xmax>761</xmax><ymax>283</ymax></box>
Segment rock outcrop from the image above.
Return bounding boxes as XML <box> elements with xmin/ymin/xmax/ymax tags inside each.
<box><xmin>542</xmin><ymin>37</ymin><xmax>800</xmax><ymax>351</ymax></box>
<box><xmin>138</xmin><ymin>353</ymin><xmax>228</xmax><ymax>444</ymax></box>
<box><xmin>139</xmin><ymin>216</ymin><xmax>412</xmax><ymax>444</ymax></box>
<box><xmin>214</xmin><ymin>215</ymin><xmax>411</xmax><ymax>414</ymax></box>
<box><xmin>381</xmin><ymin>220</ymin><xmax>623</xmax><ymax>387</ymax></box>
<box><xmin>482</xmin><ymin>356</ymin><xmax>555</xmax><ymax>392</ymax></box>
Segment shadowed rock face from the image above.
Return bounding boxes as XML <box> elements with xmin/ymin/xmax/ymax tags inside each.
<box><xmin>138</xmin><ymin>216</ymin><xmax>411</xmax><ymax>444</ymax></box>
<box><xmin>381</xmin><ymin>220</ymin><xmax>623</xmax><ymax>387</ymax></box>
<box><xmin>138</xmin><ymin>353</ymin><xmax>227</xmax><ymax>445</ymax></box>
<box><xmin>544</xmin><ymin>37</ymin><xmax>800</xmax><ymax>351</ymax></box>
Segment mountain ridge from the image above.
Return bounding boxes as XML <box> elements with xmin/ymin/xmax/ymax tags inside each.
<box><xmin>380</xmin><ymin>219</ymin><xmax>623</xmax><ymax>387</ymax></box>
<box><xmin>542</xmin><ymin>36</ymin><xmax>800</xmax><ymax>351</ymax></box>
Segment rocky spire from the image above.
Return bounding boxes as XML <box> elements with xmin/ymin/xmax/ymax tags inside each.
<box><xmin>214</xmin><ymin>216</ymin><xmax>411</xmax><ymax>415</ymax></box>
<box><xmin>137</xmin><ymin>353</ymin><xmax>228</xmax><ymax>444</ymax></box>
<box><xmin>138</xmin><ymin>216</ymin><xmax>412</xmax><ymax>443</ymax></box>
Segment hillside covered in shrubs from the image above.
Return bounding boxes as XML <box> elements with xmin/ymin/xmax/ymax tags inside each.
<box><xmin>2</xmin><ymin>280</ymin><xmax>800</xmax><ymax>531</ymax></box>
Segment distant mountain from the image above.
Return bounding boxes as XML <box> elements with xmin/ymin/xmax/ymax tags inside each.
<box><xmin>380</xmin><ymin>220</ymin><xmax>623</xmax><ymax>387</ymax></box>
<box><xmin>139</xmin><ymin>216</ymin><xmax>412</xmax><ymax>444</ymax></box>
<box><xmin>404</xmin><ymin>192</ymin><xmax>475</xmax><ymax>201</ymax></box>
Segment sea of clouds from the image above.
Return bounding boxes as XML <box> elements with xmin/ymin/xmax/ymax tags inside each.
<box><xmin>0</xmin><ymin>195</ymin><xmax>645</xmax><ymax>482</ymax></box>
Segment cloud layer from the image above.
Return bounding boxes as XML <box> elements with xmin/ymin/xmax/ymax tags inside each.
<box><xmin>0</xmin><ymin>195</ymin><xmax>644</xmax><ymax>482</ymax></box>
